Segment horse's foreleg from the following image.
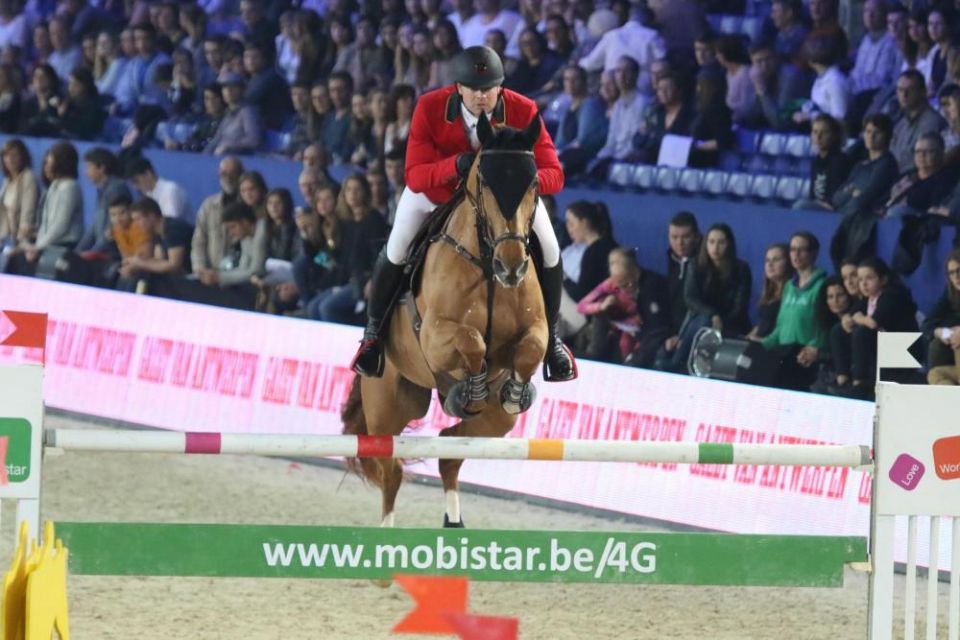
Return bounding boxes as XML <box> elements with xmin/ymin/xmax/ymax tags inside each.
<box><xmin>501</xmin><ymin>328</ymin><xmax>547</xmax><ymax>415</ymax></box>
<box><xmin>424</xmin><ymin>320</ymin><xmax>489</xmax><ymax>415</ymax></box>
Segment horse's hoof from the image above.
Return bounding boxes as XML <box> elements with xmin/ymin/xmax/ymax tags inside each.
<box><xmin>443</xmin><ymin>514</ymin><xmax>466</xmax><ymax>528</ymax></box>
<box><xmin>442</xmin><ymin>381</ymin><xmax>485</xmax><ymax>419</ymax></box>
<box><xmin>500</xmin><ymin>378</ymin><xmax>536</xmax><ymax>415</ymax></box>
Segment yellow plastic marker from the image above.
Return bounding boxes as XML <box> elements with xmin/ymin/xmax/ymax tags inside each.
<box><xmin>25</xmin><ymin>522</ymin><xmax>70</xmax><ymax>640</ymax></box>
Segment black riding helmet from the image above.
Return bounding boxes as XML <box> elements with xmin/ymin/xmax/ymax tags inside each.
<box><xmin>453</xmin><ymin>46</ymin><xmax>505</xmax><ymax>90</ymax></box>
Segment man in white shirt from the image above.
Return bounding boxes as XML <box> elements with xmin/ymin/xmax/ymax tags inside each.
<box><xmin>587</xmin><ymin>55</ymin><xmax>647</xmax><ymax>179</ymax></box>
<box><xmin>578</xmin><ymin>9</ymin><xmax>665</xmax><ymax>93</ymax></box>
<box><xmin>127</xmin><ymin>157</ymin><xmax>193</xmax><ymax>225</ymax></box>
<box><xmin>458</xmin><ymin>0</ymin><xmax>521</xmax><ymax>48</ymax></box>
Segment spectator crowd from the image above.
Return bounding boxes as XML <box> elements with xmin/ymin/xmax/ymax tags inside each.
<box><xmin>0</xmin><ymin>0</ymin><xmax>958</xmax><ymax>396</ymax></box>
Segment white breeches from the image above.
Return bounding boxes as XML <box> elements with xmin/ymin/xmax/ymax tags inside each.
<box><xmin>385</xmin><ymin>187</ymin><xmax>560</xmax><ymax>268</ymax></box>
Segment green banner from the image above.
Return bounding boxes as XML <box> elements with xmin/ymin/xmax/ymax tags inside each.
<box><xmin>55</xmin><ymin>523</ymin><xmax>866</xmax><ymax>587</ymax></box>
<box><xmin>0</xmin><ymin>418</ymin><xmax>31</xmax><ymax>483</ymax></box>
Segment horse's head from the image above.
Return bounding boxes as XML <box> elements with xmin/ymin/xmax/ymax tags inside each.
<box><xmin>463</xmin><ymin>112</ymin><xmax>541</xmax><ymax>288</ymax></box>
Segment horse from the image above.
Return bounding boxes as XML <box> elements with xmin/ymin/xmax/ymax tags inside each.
<box><xmin>341</xmin><ymin>112</ymin><xmax>548</xmax><ymax>528</ymax></box>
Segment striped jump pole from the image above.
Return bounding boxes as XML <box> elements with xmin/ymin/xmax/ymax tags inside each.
<box><xmin>44</xmin><ymin>429</ymin><xmax>872</xmax><ymax>468</ymax></box>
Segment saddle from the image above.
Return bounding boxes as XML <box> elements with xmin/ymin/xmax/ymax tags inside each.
<box><xmin>404</xmin><ymin>187</ymin><xmax>467</xmax><ymax>298</ymax></box>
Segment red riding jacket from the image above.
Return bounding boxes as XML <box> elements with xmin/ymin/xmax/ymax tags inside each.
<box><xmin>404</xmin><ymin>85</ymin><xmax>565</xmax><ymax>204</ymax></box>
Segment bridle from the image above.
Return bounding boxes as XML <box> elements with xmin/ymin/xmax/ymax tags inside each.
<box><xmin>439</xmin><ymin>148</ymin><xmax>538</xmax><ymax>279</ymax></box>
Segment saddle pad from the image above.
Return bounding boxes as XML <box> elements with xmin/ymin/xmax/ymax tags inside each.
<box><xmin>407</xmin><ymin>187</ymin><xmax>466</xmax><ymax>297</ymax></box>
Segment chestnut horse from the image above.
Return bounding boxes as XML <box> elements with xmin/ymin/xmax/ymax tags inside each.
<box><xmin>342</xmin><ymin>113</ymin><xmax>548</xmax><ymax>528</ymax></box>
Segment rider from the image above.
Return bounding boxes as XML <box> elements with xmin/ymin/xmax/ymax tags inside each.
<box><xmin>351</xmin><ymin>45</ymin><xmax>578</xmax><ymax>383</ymax></box>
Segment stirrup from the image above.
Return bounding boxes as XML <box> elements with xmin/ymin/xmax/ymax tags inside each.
<box><xmin>351</xmin><ymin>338</ymin><xmax>385</xmax><ymax>378</ymax></box>
<box><xmin>542</xmin><ymin>340</ymin><xmax>578</xmax><ymax>382</ymax></box>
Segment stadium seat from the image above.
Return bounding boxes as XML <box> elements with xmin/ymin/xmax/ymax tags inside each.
<box><xmin>678</xmin><ymin>168</ymin><xmax>704</xmax><ymax>194</ymax></box>
<box><xmin>706</xmin><ymin>14</ymin><xmax>722</xmax><ymax>31</ymax></box>
<box><xmin>607</xmin><ymin>162</ymin><xmax>632</xmax><ymax>187</ymax></box>
<box><xmin>783</xmin><ymin>135</ymin><xmax>812</xmax><ymax>157</ymax></box>
<box><xmin>745</xmin><ymin>154</ymin><xmax>774</xmax><ymax>174</ymax></box>
<box><xmin>701</xmin><ymin>170</ymin><xmax>728</xmax><ymax>197</ymax></box>
<box><xmin>749</xmin><ymin>174</ymin><xmax>777</xmax><ymax>200</ymax></box>
<box><xmin>759</xmin><ymin>132</ymin><xmax>787</xmax><ymax>156</ymax></box>
<box><xmin>654</xmin><ymin>166</ymin><xmax>680</xmax><ymax>192</ymax></box>
<box><xmin>264</xmin><ymin>130</ymin><xmax>291</xmax><ymax>153</ymax></box>
<box><xmin>101</xmin><ymin>117</ymin><xmax>131</xmax><ymax>143</ymax></box>
<box><xmin>735</xmin><ymin>129</ymin><xmax>761</xmax><ymax>154</ymax></box>
<box><xmin>771</xmin><ymin>155</ymin><xmax>799</xmax><ymax>176</ymax></box>
<box><xmin>774</xmin><ymin>176</ymin><xmax>805</xmax><ymax>204</ymax></box>
<box><xmin>740</xmin><ymin>17</ymin><xmax>764</xmax><ymax>41</ymax></box>
<box><xmin>632</xmin><ymin>164</ymin><xmax>656</xmax><ymax>190</ymax></box>
<box><xmin>746</xmin><ymin>0</ymin><xmax>771</xmax><ymax>16</ymax></box>
<box><xmin>799</xmin><ymin>178</ymin><xmax>811</xmax><ymax>196</ymax></box>
<box><xmin>725</xmin><ymin>172</ymin><xmax>753</xmax><ymax>199</ymax></box>
<box><xmin>719</xmin><ymin>15</ymin><xmax>742</xmax><ymax>35</ymax></box>
<box><xmin>718</xmin><ymin>151</ymin><xmax>744</xmax><ymax>172</ymax></box>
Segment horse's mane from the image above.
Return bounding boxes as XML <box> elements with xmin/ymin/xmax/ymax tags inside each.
<box><xmin>480</xmin><ymin>123</ymin><xmax>534</xmax><ymax>151</ymax></box>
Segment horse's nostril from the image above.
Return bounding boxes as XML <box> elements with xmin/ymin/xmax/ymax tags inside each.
<box><xmin>493</xmin><ymin>258</ymin><xmax>508</xmax><ymax>275</ymax></box>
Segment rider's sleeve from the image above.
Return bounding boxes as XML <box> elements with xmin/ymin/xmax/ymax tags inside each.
<box><xmin>532</xmin><ymin>113</ymin><xmax>565</xmax><ymax>195</ymax></box>
<box><xmin>405</xmin><ymin>98</ymin><xmax>458</xmax><ymax>193</ymax></box>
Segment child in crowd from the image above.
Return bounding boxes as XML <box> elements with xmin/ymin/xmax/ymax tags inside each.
<box><xmin>923</xmin><ymin>249</ymin><xmax>960</xmax><ymax>384</ymax></box>
<box><xmin>577</xmin><ymin>247</ymin><xmax>642</xmax><ymax>362</ymax></box>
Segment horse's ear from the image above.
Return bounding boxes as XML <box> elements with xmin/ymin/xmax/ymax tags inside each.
<box><xmin>521</xmin><ymin>113</ymin><xmax>542</xmax><ymax>149</ymax></box>
<box><xmin>477</xmin><ymin>111</ymin><xmax>494</xmax><ymax>147</ymax></box>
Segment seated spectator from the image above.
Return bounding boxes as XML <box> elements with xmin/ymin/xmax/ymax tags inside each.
<box><xmin>239</xmin><ymin>170</ymin><xmax>267</xmax><ymax>220</ymax></box>
<box><xmin>794</xmin><ymin>34</ymin><xmax>851</xmax><ymax>125</ymax></box>
<box><xmin>54</xmin><ymin>67</ymin><xmax>106</xmax><ymax>140</ymax></box>
<box><xmin>263</xmin><ymin>187</ymin><xmax>298</xmax><ymax>263</ymax></box>
<box><xmin>298</xmin><ymin>183</ymin><xmax>348</xmax><ymax>314</ymax></box>
<box><xmin>654</xmin><ymin>212</ymin><xmax>701</xmax><ymax>366</ymax></box>
<box><xmin>47</xmin><ymin>16</ymin><xmax>81</xmax><ymax>83</ymax></box>
<box><xmin>127</xmin><ymin>157</ymin><xmax>192</xmax><ymax>223</ymax></box>
<box><xmin>715</xmin><ymin>35</ymin><xmax>755</xmax><ymax>125</ymax></box>
<box><xmin>168</xmin><ymin>49</ymin><xmax>199</xmax><ymax>119</ymax></box>
<box><xmin>311</xmin><ymin>174</ymin><xmax>388</xmax><ymax>324</ymax></box>
<box><xmin>840</xmin><ymin>257</ymin><xmax>861</xmax><ymax>301</ymax></box>
<box><xmin>192</xmin><ymin>156</ymin><xmax>242</xmax><ymax>276</ymax></box>
<box><xmin>94</xmin><ymin>30</ymin><xmax>126</xmax><ymax>98</ymax></box>
<box><xmin>688</xmin><ymin>69</ymin><xmax>734</xmax><ymax>168</ymax></box>
<box><xmin>583</xmin><ymin>59</ymin><xmax>640</xmax><ymax>173</ymax></box>
<box><xmin>577</xmin><ymin>247</ymin><xmax>644</xmax><ymax>363</ymax></box>
<box><xmin>384</xmin><ymin>83</ymin><xmax>415</xmax><ymax>156</ymax></box>
<box><xmin>366</xmin><ymin>89</ymin><xmax>390</xmax><ymax>158</ymax></box>
<box><xmin>928</xmin><ymin>8</ymin><xmax>955</xmax><ymax>95</ymax></box>
<box><xmin>77</xmin><ymin>147</ymin><xmax>131</xmax><ymax>253</ymax></box>
<box><xmin>577</xmin><ymin>7</ymin><xmax>665</xmax><ymax>95</ymax></box>
<box><xmin>0</xmin><ymin>1</ymin><xmax>27</xmax><ymax>55</ymax></box>
<box><xmin>194</xmin><ymin>201</ymin><xmax>267</xmax><ymax>309</ymax></box>
<box><xmin>909</xmin><ymin>9</ymin><xmax>936</xmax><ymax>94</ymax></box>
<box><xmin>112</xmin><ymin>23</ymin><xmax>171</xmax><ymax>117</ymax></box>
<box><xmin>939</xmin><ymin>83</ymin><xmax>960</xmax><ymax>152</ymax></box>
<box><xmin>286</xmin><ymin>81</ymin><xmax>319</xmax><ymax>159</ymax></box>
<box><xmin>553</xmin><ymin>65</ymin><xmax>608</xmax><ymax>176</ymax></box>
<box><xmin>807</xmin><ymin>0</ymin><xmax>850</xmax><ymax>63</ymax></box>
<box><xmin>924</xmin><ymin>249</ymin><xmax>960</xmax><ymax>384</ymax></box>
<box><xmin>347</xmin><ymin>92</ymin><xmax>374</xmax><ymax>166</ymax></box>
<box><xmin>484</xmin><ymin>30</ymin><xmax>517</xmax><ymax>79</ymax></box>
<box><xmin>847</xmin><ymin>0</ymin><xmax>899</xmax><ymax>131</ymax></box>
<box><xmin>205</xmin><ymin>72</ymin><xmax>262</xmax><ymax>155</ymax></box>
<box><xmin>794</xmin><ymin>115</ymin><xmax>850</xmax><ymax>211</ymax></box>
<box><xmin>762</xmin><ymin>231</ymin><xmax>828</xmax><ymax>390</ymax></box>
<box><xmin>120</xmin><ymin>196</ymin><xmax>192</xmax><ymax>294</ymax></box>
<box><xmin>826</xmin><ymin>257</ymin><xmax>918</xmax><ymax>398</ymax></box>
<box><xmin>506</xmin><ymin>27</ymin><xmax>564</xmax><ymax>98</ymax></box>
<box><xmin>748</xmin><ymin>243</ymin><xmax>794</xmax><ymax>341</ymax></box>
<box><xmin>169</xmin><ymin>83</ymin><xmax>226</xmax><ymax>152</ymax></box>
<box><xmin>559</xmin><ymin>200</ymin><xmax>617</xmax><ymax>337</ymax></box>
<box><xmin>771</xmin><ymin>0</ymin><xmax>809</xmax><ymax>65</ymax></box>
<box><xmin>458</xmin><ymin>0</ymin><xmax>521</xmax><ymax>49</ymax></box>
<box><xmin>830</xmin><ymin>113</ymin><xmax>899</xmax><ymax>218</ymax></box>
<box><xmin>31</xmin><ymin>23</ymin><xmax>52</xmax><ymax>68</ymax></box>
<box><xmin>239</xmin><ymin>0</ymin><xmax>277</xmax><ymax>53</ymax></box>
<box><xmin>243</xmin><ymin>39</ymin><xmax>290</xmax><ymax>130</ymax></box>
<box><xmin>201</xmin><ymin>35</ymin><xmax>226</xmax><ymax>87</ymax></box>
<box><xmin>635</xmin><ymin>71</ymin><xmax>696</xmax><ymax>165</ymax></box>
<box><xmin>809</xmin><ymin>275</ymin><xmax>853</xmax><ymax>394</ymax></box>
<box><xmin>20</xmin><ymin>64</ymin><xmax>61</xmax><ymax>136</ymax></box>
<box><xmin>323</xmin><ymin>71</ymin><xmax>356</xmax><ymax>164</ymax></box>
<box><xmin>351</xmin><ymin>16</ymin><xmax>393</xmax><ymax>91</ymax></box>
<box><xmin>693</xmin><ymin>32</ymin><xmax>722</xmax><ymax>78</ymax></box>
<box><xmin>744</xmin><ymin>41</ymin><xmax>812</xmax><ymax>130</ymax></box>
<box><xmin>890</xmin><ymin>70</ymin><xmax>945</xmax><ymax>173</ymax></box>
<box><xmin>0</xmin><ymin>63</ymin><xmax>21</xmax><ymax>133</ymax></box>
<box><xmin>0</xmin><ymin>139</ymin><xmax>38</xmax><ymax>251</ymax></box>
<box><xmin>5</xmin><ymin>142</ymin><xmax>83</xmax><ymax>275</ymax></box>
<box><xmin>885</xmin><ymin>132</ymin><xmax>955</xmax><ymax>218</ymax></box>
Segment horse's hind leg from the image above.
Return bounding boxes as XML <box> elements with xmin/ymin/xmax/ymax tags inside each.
<box><xmin>362</xmin><ymin>366</ymin><xmax>431</xmax><ymax>527</ymax></box>
<box><xmin>438</xmin><ymin>406</ymin><xmax>517</xmax><ymax>527</ymax></box>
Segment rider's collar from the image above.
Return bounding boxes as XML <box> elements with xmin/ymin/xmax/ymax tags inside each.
<box><xmin>445</xmin><ymin>90</ymin><xmax>506</xmax><ymax>125</ymax></box>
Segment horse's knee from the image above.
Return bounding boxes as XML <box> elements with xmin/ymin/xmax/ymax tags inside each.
<box><xmin>453</xmin><ymin>325</ymin><xmax>487</xmax><ymax>372</ymax></box>
<box><xmin>514</xmin><ymin>332</ymin><xmax>547</xmax><ymax>379</ymax></box>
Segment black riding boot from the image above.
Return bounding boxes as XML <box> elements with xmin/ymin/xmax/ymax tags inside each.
<box><xmin>351</xmin><ymin>249</ymin><xmax>406</xmax><ymax>377</ymax></box>
<box><xmin>540</xmin><ymin>263</ymin><xmax>578</xmax><ymax>382</ymax></box>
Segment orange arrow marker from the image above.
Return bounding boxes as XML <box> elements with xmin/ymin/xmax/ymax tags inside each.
<box><xmin>393</xmin><ymin>575</ymin><xmax>469</xmax><ymax>634</ymax></box>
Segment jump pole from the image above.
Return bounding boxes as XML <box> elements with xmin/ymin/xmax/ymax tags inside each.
<box><xmin>44</xmin><ymin>429</ymin><xmax>872</xmax><ymax>468</ymax></box>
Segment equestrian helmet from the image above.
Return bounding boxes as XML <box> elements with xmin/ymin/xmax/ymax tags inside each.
<box><xmin>453</xmin><ymin>46</ymin><xmax>504</xmax><ymax>90</ymax></box>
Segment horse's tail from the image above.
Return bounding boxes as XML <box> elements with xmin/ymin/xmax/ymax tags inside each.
<box><xmin>340</xmin><ymin>374</ymin><xmax>383</xmax><ymax>487</ymax></box>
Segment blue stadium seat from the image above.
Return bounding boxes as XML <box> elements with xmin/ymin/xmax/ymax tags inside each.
<box><xmin>749</xmin><ymin>174</ymin><xmax>777</xmax><ymax>200</ymax></box>
<box><xmin>799</xmin><ymin>178</ymin><xmax>811</xmax><ymax>196</ymax></box>
<box><xmin>745</xmin><ymin>154</ymin><xmax>774</xmax><ymax>174</ymax></box>
<box><xmin>783</xmin><ymin>135</ymin><xmax>812</xmax><ymax>157</ymax></box>
<box><xmin>746</xmin><ymin>0</ymin><xmax>771</xmax><ymax>16</ymax></box>
<box><xmin>735</xmin><ymin>129</ymin><xmax>761</xmax><ymax>154</ymax></box>
<box><xmin>771</xmin><ymin>155</ymin><xmax>799</xmax><ymax>176</ymax></box>
<box><xmin>706</xmin><ymin>14</ymin><xmax>722</xmax><ymax>31</ymax></box>
<box><xmin>759</xmin><ymin>132</ymin><xmax>787</xmax><ymax>156</ymax></box>
<box><xmin>678</xmin><ymin>168</ymin><xmax>704</xmax><ymax>194</ymax></box>
<box><xmin>101</xmin><ymin>117</ymin><xmax>131</xmax><ymax>143</ymax></box>
<box><xmin>740</xmin><ymin>17</ymin><xmax>764</xmax><ymax>41</ymax></box>
<box><xmin>654</xmin><ymin>166</ymin><xmax>680</xmax><ymax>192</ymax></box>
<box><xmin>725</xmin><ymin>172</ymin><xmax>753</xmax><ymax>199</ymax></box>
<box><xmin>701</xmin><ymin>170</ymin><xmax>728</xmax><ymax>197</ymax></box>
<box><xmin>632</xmin><ymin>164</ymin><xmax>656</xmax><ymax>190</ymax></box>
<box><xmin>607</xmin><ymin>162</ymin><xmax>632</xmax><ymax>187</ymax></box>
<box><xmin>719</xmin><ymin>15</ymin><xmax>742</xmax><ymax>35</ymax></box>
<box><xmin>718</xmin><ymin>151</ymin><xmax>744</xmax><ymax>172</ymax></box>
<box><xmin>774</xmin><ymin>176</ymin><xmax>805</xmax><ymax>203</ymax></box>
<box><xmin>155</xmin><ymin>121</ymin><xmax>174</xmax><ymax>143</ymax></box>
<box><xmin>264</xmin><ymin>130</ymin><xmax>290</xmax><ymax>153</ymax></box>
